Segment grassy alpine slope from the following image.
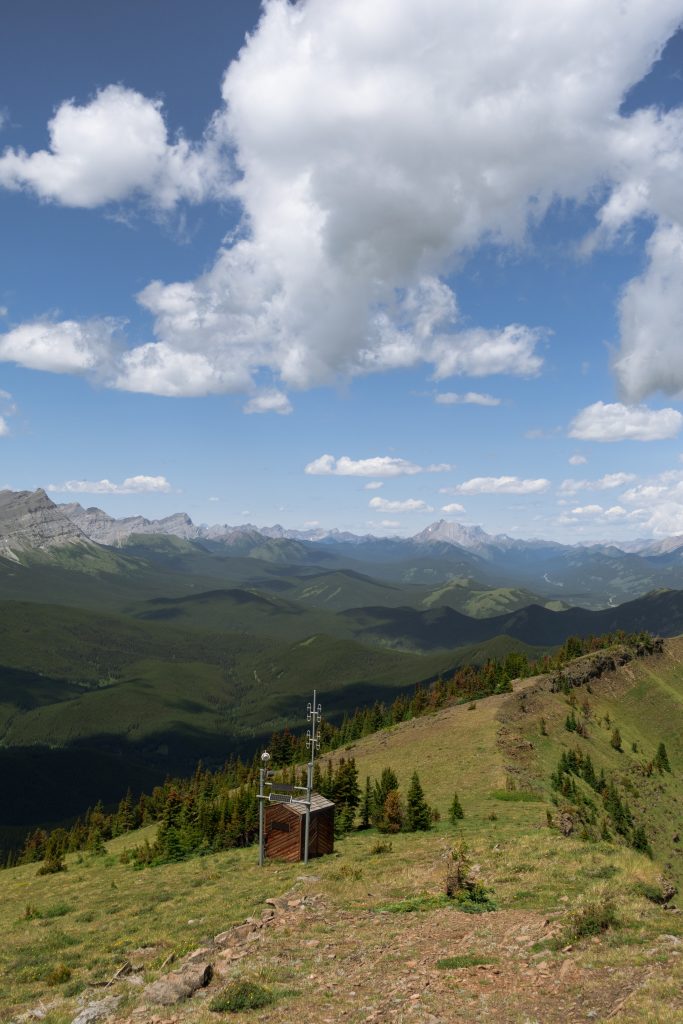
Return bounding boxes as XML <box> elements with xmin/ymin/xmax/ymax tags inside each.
<box><xmin>2</xmin><ymin>638</ymin><xmax>682</xmax><ymax>1023</ymax></box>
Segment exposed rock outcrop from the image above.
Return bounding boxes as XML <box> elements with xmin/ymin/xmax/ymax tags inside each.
<box><xmin>60</xmin><ymin>504</ymin><xmax>199</xmax><ymax>546</ymax></box>
<box><xmin>142</xmin><ymin>963</ymin><xmax>212</xmax><ymax>1006</ymax></box>
<box><xmin>0</xmin><ymin>488</ymin><xmax>91</xmax><ymax>560</ymax></box>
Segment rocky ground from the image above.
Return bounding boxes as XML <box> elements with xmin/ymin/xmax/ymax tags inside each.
<box><xmin>18</xmin><ymin>881</ymin><xmax>682</xmax><ymax>1024</ymax></box>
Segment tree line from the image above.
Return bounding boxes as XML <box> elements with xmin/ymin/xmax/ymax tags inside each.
<box><xmin>7</xmin><ymin>629</ymin><xmax>657</xmax><ymax>870</ymax></box>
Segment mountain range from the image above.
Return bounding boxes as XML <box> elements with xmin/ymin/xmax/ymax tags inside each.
<box><xmin>5</xmin><ymin>485</ymin><xmax>683</xmax><ymax>835</ymax></box>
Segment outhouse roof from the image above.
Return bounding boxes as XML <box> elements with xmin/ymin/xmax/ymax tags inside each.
<box><xmin>277</xmin><ymin>792</ymin><xmax>334</xmax><ymax>816</ymax></box>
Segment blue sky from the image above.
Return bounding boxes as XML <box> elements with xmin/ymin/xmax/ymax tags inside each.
<box><xmin>2</xmin><ymin>0</ymin><xmax>683</xmax><ymax>541</ymax></box>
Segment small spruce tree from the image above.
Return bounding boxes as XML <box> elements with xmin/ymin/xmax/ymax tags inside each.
<box><xmin>405</xmin><ymin>771</ymin><xmax>432</xmax><ymax>832</ymax></box>
<box><xmin>360</xmin><ymin>777</ymin><xmax>372</xmax><ymax>830</ymax></box>
<box><xmin>449</xmin><ymin>791</ymin><xmax>464</xmax><ymax>824</ymax></box>
<box><xmin>655</xmin><ymin>742</ymin><xmax>671</xmax><ymax>773</ymax></box>
<box><xmin>335</xmin><ymin>802</ymin><xmax>356</xmax><ymax>837</ymax></box>
<box><xmin>371</xmin><ymin>768</ymin><xmax>400</xmax><ymax>827</ymax></box>
<box><xmin>378</xmin><ymin>790</ymin><xmax>405</xmax><ymax>833</ymax></box>
<box><xmin>610</xmin><ymin>728</ymin><xmax>623</xmax><ymax>752</ymax></box>
<box><xmin>631</xmin><ymin>824</ymin><xmax>653</xmax><ymax>858</ymax></box>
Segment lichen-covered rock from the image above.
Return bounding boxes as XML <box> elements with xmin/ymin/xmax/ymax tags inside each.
<box><xmin>70</xmin><ymin>996</ymin><xmax>121</xmax><ymax>1024</ymax></box>
<box><xmin>142</xmin><ymin>963</ymin><xmax>213</xmax><ymax>1006</ymax></box>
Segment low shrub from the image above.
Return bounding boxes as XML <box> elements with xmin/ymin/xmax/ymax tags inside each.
<box><xmin>445</xmin><ymin>842</ymin><xmax>497</xmax><ymax>913</ymax></box>
<box><xmin>45</xmin><ymin>963</ymin><xmax>72</xmax><ymax>986</ymax></box>
<box><xmin>209</xmin><ymin>981</ymin><xmax>274</xmax><ymax>1013</ymax></box>
<box><xmin>561</xmin><ymin>884</ymin><xmax>619</xmax><ymax>944</ymax></box>
<box><xmin>37</xmin><ymin>856</ymin><xmax>67</xmax><ymax>876</ymax></box>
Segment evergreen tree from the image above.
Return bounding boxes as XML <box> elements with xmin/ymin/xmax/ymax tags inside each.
<box><xmin>371</xmin><ymin>768</ymin><xmax>400</xmax><ymax>827</ymax></box>
<box><xmin>655</xmin><ymin>742</ymin><xmax>671</xmax><ymax>773</ymax></box>
<box><xmin>631</xmin><ymin>824</ymin><xmax>653</xmax><ymax>858</ymax></box>
<box><xmin>405</xmin><ymin>771</ymin><xmax>432</xmax><ymax>831</ymax></box>
<box><xmin>155</xmin><ymin>787</ymin><xmax>184</xmax><ymax>861</ymax></box>
<box><xmin>360</xmin><ymin>777</ymin><xmax>372</xmax><ymax>830</ymax></box>
<box><xmin>86</xmin><ymin>827</ymin><xmax>106</xmax><ymax>856</ymax></box>
<box><xmin>610</xmin><ymin>728</ymin><xmax>623</xmax><ymax>752</ymax></box>
<box><xmin>335</xmin><ymin>802</ymin><xmax>356</xmax><ymax>837</ymax></box>
<box><xmin>334</xmin><ymin>757</ymin><xmax>361</xmax><ymax>811</ymax></box>
<box><xmin>180</xmin><ymin>793</ymin><xmax>202</xmax><ymax>854</ymax></box>
<box><xmin>378</xmin><ymin>790</ymin><xmax>405</xmax><ymax>833</ymax></box>
<box><xmin>115</xmin><ymin>789</ymin><xmax>134</xmax><ymax>836</ymax></box>
<box><xmin>449</xmin><ymin>791</ymin><xmax>465</xmax><ymax>824</ymax></box>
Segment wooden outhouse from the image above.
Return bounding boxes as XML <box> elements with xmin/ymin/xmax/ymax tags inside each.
<box><xmin>264</xmin><ymin>792</ymin><xmax>335</xmax><ymax>861</ymax></box>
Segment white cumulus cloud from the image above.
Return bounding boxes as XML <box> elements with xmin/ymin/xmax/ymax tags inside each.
<box><xmin>0</xmin><ymin>319</ymin><xmax>119</xmax><ymax>376</ymax></box>
<box><xmin>364</xmin><ymin>481</ymin><xmax>384</xmax><ymax>490</ymax></box>
<box><xmin>3</xmin><ymin>2</ymin><xmax>683</xmax><ymax>401</ymax></box>
<box><xmin>614</xmin><ymin>223</ymin><xmax>683</xmax><ymax>401</ymax></box>
<box><xmin>369</xmin><ymin>497</ymin><xmax>433</xmax><ymax>512</ymax></box>
<box><xmin>441</xmin><ymin>502</ymin><xmax>465</xmax><ymax>513</ymax></box>
<box><xmin>48</xmin><ymin>475</ymin><xmax>171</xmax><ymax>495</ymax></box>
<box><xmin>452</xmin><ymin>476</ymin><xmax>550</xmax><ymax>495</ymax></box>
<box><xmin>305</xmin><ymin>454</ymin><xmax>448</xmax><ymax>477</ymax></box>
<box><xmin>613</xmin><ymin>467</ymin><xmax>683</xmax><ymax>535</ymax></box>
<box><xmin>569</xmin><ymin>454</ymin><xmax>587</xmax><ymax>465</ymax></box>
<box><xmin>0</xmin><ymin>85</ymin><xmax>229</xmax><ymax>208</ymax></box>
<box><xmin>569</xmin><ymin>402</ymin><xmax>683</xmax><ymax>442</ymax></box>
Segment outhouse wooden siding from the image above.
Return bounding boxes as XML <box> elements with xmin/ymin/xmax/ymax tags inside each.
<box><xmin>264</xmin><ymin>792</ymin><xmax>335</xmax><ymax>862</ymax></box>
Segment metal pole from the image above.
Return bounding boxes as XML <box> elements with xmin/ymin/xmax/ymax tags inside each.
<box><xmin>258</xmin><ymin>764</ymin><xmax>265</xmax><ymax>867</ymax></box>
<box><xmin>304</xmin><ymin>761</ymin><xmax>311</xmax><ymax>866</ymax></box>
<box><xmin>304</xmin><ymin>688</ymin><xmax>321</xmax><ymax>866</ymax></box>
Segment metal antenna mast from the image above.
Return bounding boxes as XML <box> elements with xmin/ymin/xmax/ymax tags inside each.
<box><xmin>304</xmin><ymin>689</ymin><xmax>322</xmax><ymax>866</ymax></box>
<box><xmin>257</xmin><ymin>690</ymin><xmax>322</xmax><ymax>866</ymax></box>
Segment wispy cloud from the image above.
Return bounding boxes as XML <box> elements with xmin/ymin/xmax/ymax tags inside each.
<box><xmin>0</xmin><ymin>389</ymin><xmax>17</xmax><ymax>437</ymax></box>
<box><xmin>305</xmin><ymin>455</ymin><xmax>450</xmax><ymax>477</ymax></box>
<box><xmin>446</xmin><ymin>476</ymin><xmax>549</xmax><ymax>495</ymax></box>
<box><xmin>434</xmin><ymin>391</ymin><xmax>500</xmax><ymax>406</ymax></box>
<box><xmin>243</xmin><ymin>389</ymin><xmax>292</xmax><ymax>415</ymax></box>
<box><xmin>369</xmin><ymin>497</ymin><xmax>433</xmax><ymax>512</ymax></box>
<box><xmin>559</xmin><ymin>472</ymin><xmax>636</xmax><ymax>495</ymax></box>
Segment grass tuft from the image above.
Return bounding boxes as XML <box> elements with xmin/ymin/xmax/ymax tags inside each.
<box><xmin>368</xmin><ymin>839</ymin><xmax>393</xmax><ymax>856</ymax></box>
<box><xmin>490</xmin><ymin>789</ymin><xmax>544</xmax><ymax>803</ymax></box>
<box><xmin>24</xmin><ymin>902</ymin><xmax>73</xmax><ymax>920</ymax></box>
<box><xmin>436</xmin><ymin>954</ymin><xmax>497</xmax><ymax>969</ymax></box>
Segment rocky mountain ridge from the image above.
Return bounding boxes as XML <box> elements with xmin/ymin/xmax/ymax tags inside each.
<box><xmin>0</xmin><ymin>489</ymin><xmax>92</xmax><ymax>560</ymax></box>
<box><xmin>2</xmin><ymin>489</ymin><xmax>683</xmax><ymax>562</ymax></box>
